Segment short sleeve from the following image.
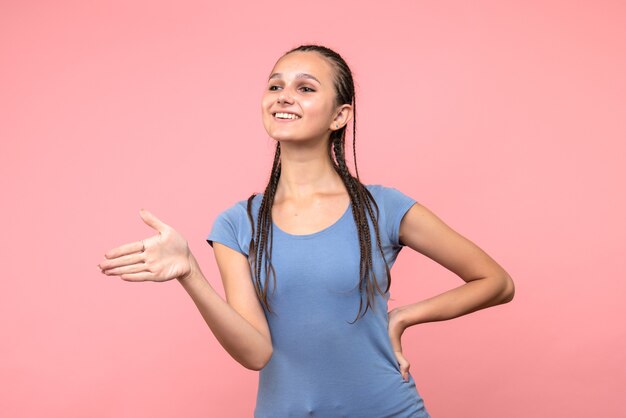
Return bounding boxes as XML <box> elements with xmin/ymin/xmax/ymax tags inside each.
<box><xmin>206</xmin><ymin>202</ymin><xmax>250</xmax><ymax>257</ymax></box>
<box><xmin>375</xmin><ymin>185</ymin><xmax>417</xmax><ymax>248</ymax></box>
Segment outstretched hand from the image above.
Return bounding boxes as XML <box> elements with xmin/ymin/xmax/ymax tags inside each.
<box><xmin>98</xmin><ymin>209</ymin><xmax>192</xmax><ymax>282</ymax></box>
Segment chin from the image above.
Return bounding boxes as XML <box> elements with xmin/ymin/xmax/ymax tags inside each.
<box><xmin>266</xmin><ymin>128</ymin><xmax>295</xmax><ymax>141</ymax></box>
<box><xmin>269</xmin><ymin>134</ymin><xmax>296</xmax><ymax>142</ymax></box>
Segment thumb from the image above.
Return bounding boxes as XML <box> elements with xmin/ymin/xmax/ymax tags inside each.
<box><xmin>139</xmin><ymin>208</ymin><xmax>168</xmax><ymax>232</ymax></box>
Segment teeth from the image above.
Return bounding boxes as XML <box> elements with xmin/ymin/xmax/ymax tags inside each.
<box><xmin>274</xmin><ymin>112</ymin><xmax>300</xmax><ymax>120</ymax></box>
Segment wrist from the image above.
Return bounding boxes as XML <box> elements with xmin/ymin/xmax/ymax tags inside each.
<box><xmin>178</xmin><ymin>252</ymin><xmax>201</xmax><ymax>284</ymax></box>
<box><xmin>388</xmin><ymin>308</ymin><xmax>407</xmax><ymax>353</ymax></box>
<box><xmin>390</xmin><ymin>306</ymin><xmax>409</xmax><ymax>332</ymax></box>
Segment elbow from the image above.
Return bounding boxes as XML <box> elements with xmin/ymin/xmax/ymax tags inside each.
<box><xmin>244</xmin><ymin>345</ymin><xmax>273</xmax><ymax>371</ymax></box>
<box><xmin>497</xmin><ymin>273</ymin><xmax>515</xmax><ymax>304</ymax></box>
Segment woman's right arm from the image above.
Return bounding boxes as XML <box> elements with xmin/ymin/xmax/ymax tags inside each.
<box><xmin>178</xmin><ymin>243</ymin><xmax>273</xmax><ymax>371</ymax></box>
<box><xmin>99</xmin><ymin>209</ymin><xmax>272</xmax><ymax>370</ymax></box>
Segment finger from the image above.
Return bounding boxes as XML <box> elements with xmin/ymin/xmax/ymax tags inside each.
<box><xmin>403</xmin><ymin>363</ymin><xmax>411</xmax><ymax>381</ymax></box>
<box><xmin>394</xmin><ymin>351</ymin><xmax>410</xmax><ymax>381</ymax></box>
<box><xmin>103</xmin><ymin>262</ymin><xmax>149</xmax><ymax>276</ymax></box>
<box><xmin>120</xmin><ymin>270</ymin><xmax>158</xmax><ymax>282</ymax></box>
<box><xmin>99</xmin><ymin>253</ymin><xmax>144</xmax><ymax>271</ymax></box>
<box><xmin>399</xmin><ymin>362</ymin><xmax>409</xmax><ymax>381</ymax></box>
<box><xmin>104</xmin><ymin>240</ymin><xmax>145</xmax><ymax>259</ymax></box>
<box><xmin>139</xmin><ymin>208</ymin><xmax>168</xmax><ymax>233</ymax></box>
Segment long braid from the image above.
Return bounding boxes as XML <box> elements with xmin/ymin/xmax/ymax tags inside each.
<box><xmin>247</xmin><ymin>142</ymin><xmax>281</xmax><ymax>313</ymax></box>
<box><xmin>352</xmin><ymin>93</ymin><xmax>360</xmax><ymax>182</ymax></box>
<box><xmin>332</xmin><ymin>131</ymin><xmax>391</xmax><ymax>322</ymax></box>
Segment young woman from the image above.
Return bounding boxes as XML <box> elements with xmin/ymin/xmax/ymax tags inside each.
<box><xmin>98</xmin><ymin>44</ymin><xmax>515</xmax><ymax>417</ymax></box>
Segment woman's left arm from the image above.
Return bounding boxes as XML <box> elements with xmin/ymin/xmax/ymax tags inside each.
<box><xmin>388</xmin><ymin>202</ymin><xmax>515</xmax><ymax>380</ymax></box>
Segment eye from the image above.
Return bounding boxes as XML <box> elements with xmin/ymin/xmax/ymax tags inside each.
<box><xmin>300</xmin><ymin>86</ymin><xmax>315</xmax><ymax>93</ymax></box>
<box><xmin>268</xmin><ymin>85</ymin><xmax>281</xmax><ymax>91</ymax></box>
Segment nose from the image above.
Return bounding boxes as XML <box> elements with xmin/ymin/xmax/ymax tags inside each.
<box><xmin>277</xmin><ymin>91</ymin><xmax>294</xmax><ymax>104</ymax></box>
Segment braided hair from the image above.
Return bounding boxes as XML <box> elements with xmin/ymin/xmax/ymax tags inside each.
<box><xmin>246</xmin><ymin>45</ymin><xmax>392</xmax><ymax>323</ymax></box>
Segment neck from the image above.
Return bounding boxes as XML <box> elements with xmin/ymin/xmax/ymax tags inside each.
<box><xmin>274</xmin><ymin>139</ymin><xmax>345</xmax><ymax>201</ymax></box>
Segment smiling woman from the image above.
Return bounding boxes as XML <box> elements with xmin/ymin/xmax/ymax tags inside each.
<box><xmin>99</xmin><ymin>44</ymin><xmax>514</xmax><ymax>418</ymax></box>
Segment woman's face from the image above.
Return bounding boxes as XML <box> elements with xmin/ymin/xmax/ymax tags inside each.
<box><xmin>261</xmin><ymin>51</ymin><xmax>340</xmax><ymax>144</ymax></box>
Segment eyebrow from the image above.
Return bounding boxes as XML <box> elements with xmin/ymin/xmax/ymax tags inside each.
<box><xmin>268</xmin><ymin>72</ymin><xmax>321</xmax><ymax>85</ymax></box>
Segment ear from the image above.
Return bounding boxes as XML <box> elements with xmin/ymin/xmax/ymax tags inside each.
<box><xmin>330</xmin><ymin>104</ymin><xmax>353</xmax><ymax>131</ymax></box>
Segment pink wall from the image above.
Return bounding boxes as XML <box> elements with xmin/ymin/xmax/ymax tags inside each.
<box><xmin>1</xmin><ymin>1</ymin><xmax>624</xmax><ymax>417</ymax></box>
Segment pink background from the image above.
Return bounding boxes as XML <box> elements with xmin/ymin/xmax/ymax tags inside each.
<box><xmin>1</xmin><ymin>1</ymin><xmax>624</xmax><ymax>417</ymax></box>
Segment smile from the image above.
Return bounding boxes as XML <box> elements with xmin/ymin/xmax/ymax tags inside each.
<box><xmin>273</xmin><ymin>112</ymin><xmax>301</xmax><ymax>120</ymax></box>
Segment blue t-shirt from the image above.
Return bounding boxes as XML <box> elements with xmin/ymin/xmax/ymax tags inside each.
<box><xmin>207</xmin><ymin>184</ymin><xmax>430</xmax><ymax>418</ymax></box>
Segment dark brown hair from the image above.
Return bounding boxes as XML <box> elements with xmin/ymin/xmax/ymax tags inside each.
<box><xmin>246</xmin><ymin>45</ymin><xmax>391</xmax><ymax>323</ymax></box>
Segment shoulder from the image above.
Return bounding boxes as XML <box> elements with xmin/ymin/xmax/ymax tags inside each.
<box><xmin>364</xmin><ymin>183</ymin><xmax>416</xmax><ymax>206</ymax></box>
<box><xmin>208</xmin><ymin>193</ymin><xmax>263</xmax><ymax>256</ymax></box>
<box><xmin>364</xmin><ymin>183</ymin><xmax>405</xmax><ymax>194</ymax></box>
<box><xmin>363</xmin><ymin>183</ymin><xmax>418</xmax><ymax>247</ymax></box>
<box><xmin>217</xmin><ymin>193</ymin><xmax>263</xmax><ymax>221</ymax></box>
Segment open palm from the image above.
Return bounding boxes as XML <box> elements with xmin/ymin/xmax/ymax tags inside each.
<box><xmin>98</xmin><ymin>209</ymin><xmax>191</xmax><ymax>282</ymax></box>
